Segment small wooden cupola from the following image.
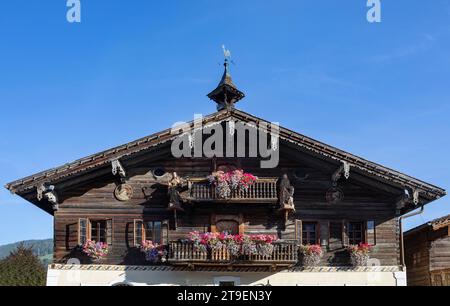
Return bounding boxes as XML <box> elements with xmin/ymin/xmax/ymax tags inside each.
<box><xmin>207</xmin><ymin>59</ymin><xmax>245</xmax><ymax>111</ymax></box>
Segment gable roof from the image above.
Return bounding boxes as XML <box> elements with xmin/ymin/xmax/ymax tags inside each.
<box><xmin>5</xmin><ymin>108</ymin><xmax>446</xmax><ymax>207</ymax></box>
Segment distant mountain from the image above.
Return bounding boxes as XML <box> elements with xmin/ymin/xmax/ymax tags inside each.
<box><xmin>0</xmin><ymin>239</ymin><xmax>53</xmax><ymax>266</ymax></box>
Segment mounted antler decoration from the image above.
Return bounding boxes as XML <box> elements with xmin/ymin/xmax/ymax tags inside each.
<box><xmin>37</xmin><ymin>184</ymin><xmax>59</xmax><ymax>211</ymax></box>
<box><xmin>278</xmin><ymin>174</ymin><xmax>296</xmax><ymax>225</ymax></box>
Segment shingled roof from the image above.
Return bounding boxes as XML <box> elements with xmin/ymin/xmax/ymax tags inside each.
<box><xmin>5</xmin><ymin>108</ymin><xmax>446</xmax><ymax>206</ymax></box>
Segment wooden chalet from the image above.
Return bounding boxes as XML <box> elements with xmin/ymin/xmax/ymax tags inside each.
<box><xmin>404</xmin><ymin>214</ymin><xmax>450</xmax><ymax>286</ymax></box>
<box><xmin>5</xmin><ymin>60</ymin><xmax>446</xmax><ymax>286</ymax></box>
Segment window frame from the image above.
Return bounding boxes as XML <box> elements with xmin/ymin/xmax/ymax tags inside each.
<box><xmin>78</xmin><ymin>218</ymin><xmax>113</xmax><ymax>246</ymax></box>
<box><xmin>347</xmin><ymin>221</ymin><xmax>366</xmax><ymax>245</ymax></box>
<box><xmin>301</xmin><ymin>221</ymin><xmax>320</xmax><ymax>246</ymax></box>
<box><xmin>134</xmin><ymin>219</ymin><xmax>168</xmax><ymax>246</ymax></box>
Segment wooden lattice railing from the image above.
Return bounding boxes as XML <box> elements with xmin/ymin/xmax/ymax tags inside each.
<box><xmin>186</xmin><ymin>178</ymin><xmax>278</xmax><ymax>203</ymax></box>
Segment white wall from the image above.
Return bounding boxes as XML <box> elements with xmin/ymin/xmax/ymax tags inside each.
<box><xmin>47</xmin><ymin>265</ymin><xmax>406</xmax><ymax>286</ymax></box>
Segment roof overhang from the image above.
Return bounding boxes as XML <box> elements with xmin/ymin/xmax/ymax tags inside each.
<box><xmin>5</xmin><ymin>108</ymin><xmax>446</xmax><ymax>215</ymax></box>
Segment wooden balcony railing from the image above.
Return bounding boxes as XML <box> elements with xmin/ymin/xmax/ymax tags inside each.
<box><xmin>185</xmin><ymin>178</ymin><xmax>279</xmax><ymax>203</ymax></box>
<box><xmin>167</xmin><ymin>241</ymin><xmax>298</xmax><ymax>266</ymax></box>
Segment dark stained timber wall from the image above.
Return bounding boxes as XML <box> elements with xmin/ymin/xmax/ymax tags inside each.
<box><xmin>54</xmin><ymin>150</ymin><xmax>400</xmax><ymax>266</ymax></box>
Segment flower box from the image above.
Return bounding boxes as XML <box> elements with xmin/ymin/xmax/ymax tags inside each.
<box><xmin>188</xmin><ymin>231</ymin><xmax>277</xmax><ymax>258</ymax></box>
<box><xmin>82</xmin><ymin>240</ymin><xmax>109</xmax><ymax>260</ymax></box>
<box><xmin>346</xmin><ymin>243</ymin><xmax>373</xmax><ymax>267</ymax></box>
<box><xmin>207</xmin><ymin>170</ymin><xmax>257</xmax><ymax>199</ymax></box>
<box><xmin>140</xmin><ymin>240</ymin><xmax>167</xmax><ymax>264</ymax></box>
<box><xmin>300</xmin><ymin>244</ymin><xmax>323</xmax><ymax>267</ymax></box>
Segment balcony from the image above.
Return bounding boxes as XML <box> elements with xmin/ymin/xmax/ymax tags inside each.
<box><xmin>167</xmin><ymin>241</ymin><xmax>298</xmax><ymax>267</ymax></box>
<box><xmin>185</xmin><ymin>178</ymin><xmax>279</xmax><ymax>203</ymax></box>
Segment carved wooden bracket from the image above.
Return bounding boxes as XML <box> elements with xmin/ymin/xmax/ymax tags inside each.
<box><xmin>395</xmin><ymin>189</ymin><xmax>421</xmax><ymax>214</ymax></box>
<box><xmin>37</xmin><ymin>184</ymin><xmax>59</xmax><ymax>211</ymax></box>
<box><xmin>413</xmin><ymin>189</ymin><xmax>420</xmax><ymax>205</ymax></box>
<box><xmin>331</xmin><ymin>161</ymin><xmax>350</xmax><ymax>186</ymax></box>
<box><xmin>111</xmin><ymin>159</ymin><xmax>126</xmax><ymax>179</ymax></box>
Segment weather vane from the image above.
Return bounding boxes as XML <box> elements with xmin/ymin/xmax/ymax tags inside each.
<box><xmin>222</xmin><ymin>45</ymin><xmax>235</xmax><ymax>65</ymax></box>
<box><xmin>222</xmin><ymin>45</ymin><xmax>231</xmax><ymax>60</ymax></box>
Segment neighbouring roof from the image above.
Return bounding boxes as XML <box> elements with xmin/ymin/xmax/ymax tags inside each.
<box><xmin>404</xmin><ymin>214</ymin><xmax>450</xmax><ymax>236</ymax></box>
<box><xmin>5</xmin><ymin>108</ymin><xmax>446</xmax><ymax>206</ymax></box>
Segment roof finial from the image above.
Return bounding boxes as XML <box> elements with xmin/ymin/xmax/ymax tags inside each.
<box><xmin>207</xmin><ymin>45</ymin><xmax>245</xmax><ymax>111</ymax></box>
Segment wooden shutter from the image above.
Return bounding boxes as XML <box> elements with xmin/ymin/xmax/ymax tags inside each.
<box><xmin>106</xmin><ymin>219</ymin><xmax>113</xmax><ymax>246</ymax></box>
<box><xmin>366</xmin><ymin>220</ymin><xmax>376</xmax><ymax>245</ymax></box>
<box><xmin>342</xmin><ymin>220</ymin><xmax>349</xmax><ymax>246</ymax></box>
<box><xmin>295</xmin><ymin>219</ymin><xmax>303</xmax><ymax>245</ymax></box>
<box><xmin>319</xmin><ymin>221</ymin><xmax>329</xmax><ymax>247</ymax></box>
<box><xmin>78</xmin><ymin>218</ymin><xmax>88</xmax><ymax>245</ymax></box>
<box><xmin>134</xmin><ymin>219</ymin><xmax>144</xmax><ymax>246</ymax></box>
<box><xmin>162</xmin><ymin>220</ymin><xmax>170</xmax><ymax>245</ymax></box>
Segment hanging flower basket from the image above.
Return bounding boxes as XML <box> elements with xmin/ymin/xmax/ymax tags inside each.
<box><xmin>207</xmin><ymin>170</ymin><xmax>257</xmax><ymax>199</ymax></box>
<box><xmin>346</xmin><ymin>243</ymin><xmax>373</xmax><ymax>267</ymax></box>
<box><xmin>82</xmin><ymin>240</ymin><xmax>109</xmax><ymax>261</ymax></box>
<box><xmin>300</xmin><ymin>245</ymin><xmax>323</xmax><ymax>267</ymax></box>
<box><xmin>140</xmin><ymin>240</ymin><xmax>167</xmax><ymax>264</ymax></box>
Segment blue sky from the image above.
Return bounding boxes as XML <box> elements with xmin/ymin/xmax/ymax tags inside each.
<box><xmin>1</xmin><ymin>0</ymin><xmax>449</xmax><ymax>245</ymax></box>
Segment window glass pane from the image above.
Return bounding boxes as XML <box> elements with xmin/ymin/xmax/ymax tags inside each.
<box><xmin>135</xmin><ymin>221</ymin><xmax>143</xmax><ymax>245</ymax></box>
<box><xmin>348</xmin><ymin>222</ymin><xmax>364</xmax><ymax>245</ymax></box>
<box><xmin>79</xmin><ymin>219</ymin><xmax>87</xmax><ymax>244</ymax></box>
<box><xmin>91</xmin><ymin>220</ymin><xmax>107</xmax><ymax>243</ymax></box>
<box><xmin>154</xmin><ymin>222</ymin><xmax>162</xmax><ymax>244</ymax></box>
<box><xmin>302</xmin><ymin>222</ymin><xmax>317</xmax><ymax>245</ymax></box>
<box><xmin>145</xmin><ymin>222</ymin><xmax>154</xmax><ymax>242</ymax></box>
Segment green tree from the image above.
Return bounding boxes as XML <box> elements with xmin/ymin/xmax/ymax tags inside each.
<box><xmin>0</xmin><ymin>244</ymin><xmax>46</xmax><ymax>286</ymax></box>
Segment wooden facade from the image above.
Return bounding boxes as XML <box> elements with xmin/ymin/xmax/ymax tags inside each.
<box><xmin>5</xmin><ymin>62</ymin><xmax>446</xmax><ymax>275</ymax></box>
<box><xmin>404</xmin><ymin>215</ymin><xmax>450</xmax><ymax>286</ymax></box>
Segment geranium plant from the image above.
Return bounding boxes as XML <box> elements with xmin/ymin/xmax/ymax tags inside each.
<box><xmin>207</xmin><ymin>170</ymin><xmax>258</xmax><ymax>199</ymax></box>
<box><xmin>82</xmin><ymin>240</ymin><xmax>109</xmax><ymax>260</ymax></box>
<box><xmin>140</xmin><ymin>240</ymin><xmax>167</xmax><ymax>263</ymax></box>
<box><xmin>300</xmin><ymin>244</ymin><xmax>323</xmax><ymax>267</ymax></box>
<box><xmin>346</xmin><ymin>243</ymin><xmax>373</xmax><ymax>267</ymax></box>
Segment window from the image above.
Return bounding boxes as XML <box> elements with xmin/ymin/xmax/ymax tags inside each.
<box><xmin>78</xmin><ymin>218</ymin><xmax>113</xmax><ymax>245</ymax></box>
<box><xmin>91</xmin><ymin>220</ymin><xmax>107</xmax><ymax>243</ymax></box>
<box><xmin>348</xmin><ymin>222</ymin><xmax>364</xmax><ymax>245</ymax></box>
<box><xmin>302</xmin><ymin>222</ymin><xmax>318</xmax><ymax>245</ymax></box>
<box><xmin>214</xmin><ymin>276</ymin><xmax>241</xmax><ymax>286</ymax></box>
<box><xmin>134</xmin><ymin>220</ymin><xmax>167</xmax><ymax>245</ymax></box>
